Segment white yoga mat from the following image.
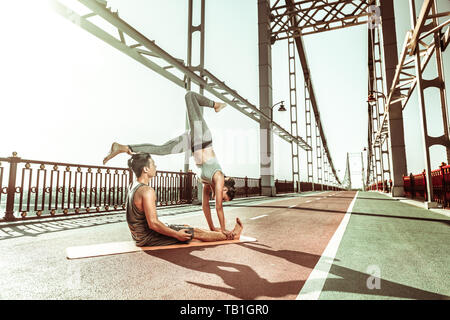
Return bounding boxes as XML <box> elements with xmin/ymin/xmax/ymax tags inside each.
<box><xmin>66</xmin><ymin>235</ymin><xmax>257</xmax><ymax>259</ymax></box>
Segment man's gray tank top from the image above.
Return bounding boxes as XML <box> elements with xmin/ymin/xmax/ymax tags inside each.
<box><xmin>126</xmin><ymin>182</ymin><xmax>153</xmax><ymax>247</ymax></box>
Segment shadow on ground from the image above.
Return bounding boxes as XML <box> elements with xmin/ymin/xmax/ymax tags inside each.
<box><xmin>145</xmin><ymin>242</ymin><xmax>449</xmax><ymax>300</ymax></box>
<box><xmin>0</xmin><ymin>214</ymin><xmax>127</xmax><ymax>240</ymax></box>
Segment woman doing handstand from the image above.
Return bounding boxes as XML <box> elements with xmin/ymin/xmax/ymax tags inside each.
<box><xmin>103</xmin><ymin>91</ymin><xmax>237</xmax><ymax>239</ymax></box>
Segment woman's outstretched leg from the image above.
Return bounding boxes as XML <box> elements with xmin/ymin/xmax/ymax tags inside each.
<box><xmin>103</xmin><ymin>131</ymin><xmax>191</xmax><ymax>165</ymax></box>
<box><xmin>128</xmin><ymin>131</ymin><xmax>191</xmax><ymax>155</ymax></box>
<box><xmin>184</xmin><ymin>91</ymin><xmax>226</xmax><ymax>113</ymax></box>
<box><xmin>184</xmin><ymin>91</ymin><xmax>226</xmax><ymax>150</ymax></box>
<box><xmin>102</xmin><ymin>92</ymin><xmax>227</xmax><ymax>164</ymax></box>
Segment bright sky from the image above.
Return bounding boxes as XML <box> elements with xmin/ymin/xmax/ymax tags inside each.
<box><xmin>0</xmin><ymin>0</ymin><xmax>449</xmax><ymax>189</ymax></box>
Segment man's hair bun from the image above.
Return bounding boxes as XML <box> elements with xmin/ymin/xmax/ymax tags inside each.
<box><xmin>128</xmin><ymin>153</ymin><xmax>152</xmax><ymax>177</ymax></box>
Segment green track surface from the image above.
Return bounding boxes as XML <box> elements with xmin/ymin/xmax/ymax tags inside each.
<box><xmin>319</xmin><ymin>191</ymin><xmax>450</xmax><ymax>300</ymax></box>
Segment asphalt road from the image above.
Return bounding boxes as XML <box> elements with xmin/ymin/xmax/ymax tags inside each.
<box><xmin>0</xmin><ymin>191</ymin><xmax>352</xmax><ymax>299</ymax></box>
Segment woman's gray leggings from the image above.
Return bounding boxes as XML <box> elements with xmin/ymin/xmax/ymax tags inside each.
<box><xmin>128</xmin><ymin>91</ymin><xmax>215</xmax><ymax>155</ymax></box>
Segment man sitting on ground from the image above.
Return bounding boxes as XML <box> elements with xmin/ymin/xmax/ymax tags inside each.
<box><xmin>125</xmin><ymin>153</ymin><xmax>243</xmax><ymax>247</ymax></box>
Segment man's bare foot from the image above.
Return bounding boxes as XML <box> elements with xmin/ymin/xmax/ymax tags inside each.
<box><xmin>103</xmin><ymin>142</ymin><xmax>132</xmax><ymax>165</ymax></box>
<box><xmin>214</xmin><ymin>102</ymin><xmax>227</xmax><ymax>113</ymax></box>
<box><xmin>232</xmin><ymin>217</ymin><xmax>243</xmax><ymax>240</ymax></box>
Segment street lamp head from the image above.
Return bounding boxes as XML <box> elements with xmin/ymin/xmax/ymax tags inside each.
<box><xmin>271</xmin><ymin>101</ymin><xmax>286</xmax><ymax>119</ymax></box>
<box><xmin>367</xmin><ymin>93</ymin><xmax>377</xmax><ymax>103</ymax></box>
<box><xmin>272</xmin><ymin>100</ymin><xmax>285</xmax><ymax>108</ymax></box>
<box><xmin>367</xmin><ymin>91</ymin><xmax>386</xmax><ymax>103</ymax></box>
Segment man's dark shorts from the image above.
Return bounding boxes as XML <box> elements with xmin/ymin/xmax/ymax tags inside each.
<box><xmin>143</xmin><ymin>224</ymin><xmax>194</xmax><ymax>247</ymax></box>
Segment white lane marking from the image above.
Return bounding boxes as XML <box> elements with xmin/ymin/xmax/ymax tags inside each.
<box><xmin>305</xmin><ymin>200</ymin><xmax>312</xmax><ymax>203</ymax></box>
<box><xmin>288</xmin><ymin>205</ymin><xmax>297</xmax><ymax>208</ymax></box>
<box><xmin>296</xmin><ymin>191</ymin><xmax>359</xmax><ymax>300</ymax></box>
<box><xmin>250</xmin><ymin>215</ymin><xmax>268</xmax><ymax>220</ymax></box>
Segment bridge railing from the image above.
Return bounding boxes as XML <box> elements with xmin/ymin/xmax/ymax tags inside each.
<box><xmin>283</xmin><ymin>181</ymin><xmax>344</xmax><ymax>192</ymax></box>
<box><xmin>0</xmin><ymin>153</ymin><xmax>348</xmax><ymax>222</ymax></box>
<box><xmin>298</xmin><ymin>181</ymin><xmax>344</xmax><ymax>192</ymax></box>
<box><xmin>227</xmin><ymin>176</ymin><xmax>262</xmax><ymax>198</ymax></box>
<box><xmin>275</xmin><ymin>179</ymin><xmax>295</xmax><ymax>194</ymax></box>
<box><xmin>0</xmin><ymin>154</ymin><xmax>266</xmax><ymax>222</ymax></box>
<box><xmin>403</xmin><ymin>163</ymin><xmax>450</xmax><ymax>207</ymax></box>
<box><xmin>367</xmin><ymin>180</ymin><xmax>392</xmax><ymax>193</ymax></box>
<box><xmin>0</xmin><ymin>153</ymin><xmax>197</xmax><ymax>222</ymax></box>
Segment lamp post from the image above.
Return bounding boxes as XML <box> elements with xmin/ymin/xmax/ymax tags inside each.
<box><xmin>337</xmin><ymin>169</ymin><xmax>341</xmax><ymax>189</ymax></box>
<box><xmin>367</xmin><ymin>90</ymin><xmax>386</xmax><ymax>104</ymax></box>
<box><xmin>361</xmin><ymin>148</ymin><xmax>367</xmax><ymax>191</ymax></box>
<box><xmin>270</xmin><ymin>100</ymin><xmax>287</xmax><ymax>191</ymax></box>
<box><xmin>271</xmin><ymin>101</ymin><xmax>287</xmax><ymax>121</ymax></box>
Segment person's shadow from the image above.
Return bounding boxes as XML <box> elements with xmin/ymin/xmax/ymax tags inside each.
<box><xmin>145</xmin><ymin>242</ymin><xmax>309</xmax><ymax>299</ymax></box>
<box><xmin>145</xmin><ymin>242</ymin><xmax>449</xmax><ymax>300</ymax></box>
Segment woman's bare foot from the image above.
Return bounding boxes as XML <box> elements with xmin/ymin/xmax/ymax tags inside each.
<box><xmin>232</xmin><ymin>217</ymin><xmax>243</xmax><ymax>240</ymax></box>
<box><xmin>103</xmin><ymin>142</ymin><xmax>132</xmax><ymax>165</ymax></box>
<box><xmin>214</xmin><ymin>102</ymin><xmax>227</xmax><ymax>113</ymax></box>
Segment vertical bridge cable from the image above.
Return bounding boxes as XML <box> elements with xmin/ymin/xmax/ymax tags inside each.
<box><xmin>288</xmin><ymin>36</ymin><xmax>301</xmax><ymax>189</ymax></box>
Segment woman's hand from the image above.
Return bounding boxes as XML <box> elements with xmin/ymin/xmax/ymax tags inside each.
<box><xmin>221</xmin><ymin>229</ymin><xmax>235</xmax><ymax>240</ymax></box>
<box><xmin>212</xmin><ymin>227</ymin><xmax>233</xmax><ymax>240</ymax></box>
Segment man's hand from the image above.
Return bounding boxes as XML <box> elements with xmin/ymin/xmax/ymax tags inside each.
<box><xmin>175</xmin><ymin>229</ymin><xmax>192</xmax><ymax>241</ymax></box>
<box><xmin>221</xmin><ymin>229</ymin><xmax>235</xmax><ymax>240</ymax></box>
